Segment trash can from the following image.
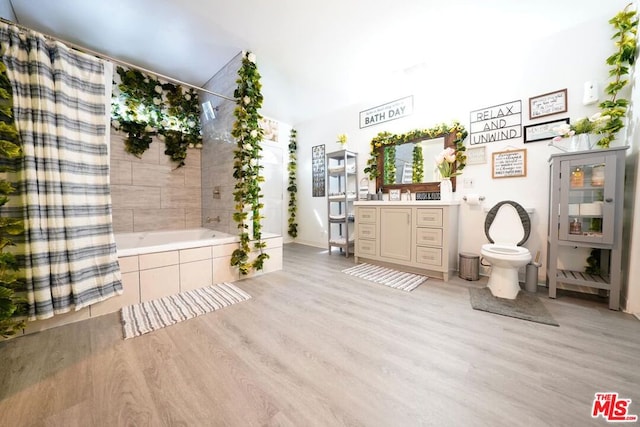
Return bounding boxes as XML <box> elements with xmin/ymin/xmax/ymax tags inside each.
<box><xmin>525</xmin><ymin>263</ymin><xmax>539</xmax><ymax>293</ymax></box>
<box><xmin>459</xmin><ymin>252</ymin><xmax>480</xmax><ymax>281</ymax></box>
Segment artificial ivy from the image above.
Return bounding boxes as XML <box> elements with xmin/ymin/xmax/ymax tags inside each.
<box><xmin>287</xmin><ymin>128</ymin><xmax>298</xmax><ymax>238</ymax></box>
<box><xmin>111</xmin><ymin>66</ymin><xmax>202</xmax><ymax>167</ymax></box>
<box><xmin>598</xmin><ymin>4</ymin><xmax>638</xmax><ymax>148</ymax></box>
<box><xmin>230</xmin><ymin>52</ymin><xmax>269</xmax><ymax>275</ymax></box>
<box><xmin>0</xmin><ymin>60</ymin><xmax>26</xmax><ymax>337</ymax></box>
<box><xmin>412</xmin><ymin>145</ymin><xmax>424</xmax><ymax>183</ymax></box>
<box><xmin>363</xmin><ymin>121</ymin><xmax>468</xmax><ymax>181</ymax></box>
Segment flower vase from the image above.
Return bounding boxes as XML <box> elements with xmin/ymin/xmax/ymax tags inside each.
<box><xmin>569</xmin><ymin>134</ymin><xmax>595</xmax><ymax>152</ymax></box>
<box><xmin>440</xmin><ymin>177</ymin><xmax>453</xmax><ymax>201</ymax></box>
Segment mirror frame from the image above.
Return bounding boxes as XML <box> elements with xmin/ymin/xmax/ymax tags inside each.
<box><xmin>375</xmin><ymin>131</ymin><xmax>457</xmax><ymax>193</ymax></box>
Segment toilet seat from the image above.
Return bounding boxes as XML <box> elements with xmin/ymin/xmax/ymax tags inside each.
<box><xmin>484</xmin><ymin>200</ymin><xmax>531</xmax><ymax>246</ymax></box>
<box><xmin>481</xmin><ymin>243</ymin><xmax>529</xmax><ymax>256</ymax></box>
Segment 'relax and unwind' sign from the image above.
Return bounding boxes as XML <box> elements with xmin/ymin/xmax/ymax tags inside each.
<box><xmin>469</xmin><ymin>100</ymin><xmax>522</xmax><ymax>145</ymax></box>
<box><xmin>359</xmin><ymin>96</ymin><xmax>413</xmax><ymax>128</ymax></box>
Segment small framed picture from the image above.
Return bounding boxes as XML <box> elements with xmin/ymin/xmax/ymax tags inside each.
<box><xmin>529</xmin><ymin>89</ymin><xmax>568</xmax><ymax>120</ymax></box>
<box><xmin>524</xmin><ymin>118</ymin><xmax>570</xmax><ymax>143</ymax></box>
<box><xmin>466</xmin><ymin>146</ymin><xmax>486</xmax><ymax>165</ymax></box>
<box><xmin>389</xmin><ymin>189</ymin><xmax>401</xmax><ymax>201</ymax></box>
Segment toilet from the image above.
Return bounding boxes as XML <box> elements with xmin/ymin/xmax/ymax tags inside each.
<box><xmin>480</xmin><ymin>201</ymin><xmax>532</xmax><ymax>299</ymax></box>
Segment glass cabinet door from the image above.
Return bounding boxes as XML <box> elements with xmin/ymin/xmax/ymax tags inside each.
<box><xmin>558</xmin><ymin>154</ymin><xmax>616</xmax><ymax>244</ymax></box>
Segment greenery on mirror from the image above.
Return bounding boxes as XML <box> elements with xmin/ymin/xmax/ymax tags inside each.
<box><xmin>287</xmin><ymin>129</ymin><xmax>298</xmax><ymax>238</ymax></box>
<box><xmin>111</xmin><ymin>66</ymin><xmax>202</xmax><ymax>167</ymax></box>
<box><xmin>231</xmin><ymin>52</ymin><xmax>269</xmax><ymax>275</ymax></box>
<box><xmin>0</xmin><ymin>60</ymin><xmax>26</xmax><ymax>337</ymax></box>
<box><xmin>597</xmin><ymin>4</ymin><xmax>638</xmax><ymax>148</ymax></box>
<box><xmin>412</xmin><ymin>145</ymin><xmax>424</xmax><ymax>183</ymax></box>
<box><xmin>383</xmin><ymin>145</ymin><xmax>396</xmax><ymax>185</ymax></box>
<box><xmin>364</xmin><ymin>121</ymin><xmax>468</xmax><ymax>181</ymax></box>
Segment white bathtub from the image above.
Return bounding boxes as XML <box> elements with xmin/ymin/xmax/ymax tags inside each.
<box><xmin>115</xmin><ymin>228</ymin><xmax>238</xmax><ymax>257</ymax></box>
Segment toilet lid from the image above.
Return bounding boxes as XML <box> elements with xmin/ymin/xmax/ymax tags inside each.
<box><xmin>484</xmin><ymin>201</ymin><xmax>531</xmax><ymax>246</ymax></box>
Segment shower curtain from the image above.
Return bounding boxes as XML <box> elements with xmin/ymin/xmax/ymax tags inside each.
<box><xmin>0</xmin><ymin>23</ymin><xmax>122</xmax><ymax>320</ymax></box>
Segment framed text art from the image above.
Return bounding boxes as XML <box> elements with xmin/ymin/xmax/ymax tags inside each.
<box><xmin>312</xmin><ymin>144</ymin><xmax>325</xmax><ymax>197</ymax></box>
<box><xmin>492</xmin><ymin>149</ymin><xmax>527</xmax><ymax>179</ymax></box>
<box><xmin>466</xmin><ymin>146</ymin><xmax>487</xmax><ymax>165</ymax></box>
<box><xmin>529</xmin><ymin>89</ymin><xmax>567</xmax><ymax>120</ymax></box>
<box><xmin>524</xmin><ymin>118</ymin><xmax>570</xmax><ymax>143</ymax></box>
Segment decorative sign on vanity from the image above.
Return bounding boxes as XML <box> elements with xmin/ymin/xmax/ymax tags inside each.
<box><xmin>416</xmin><ymin>191</ymin><xmax>441</xmax><ymax>201</ymax></box>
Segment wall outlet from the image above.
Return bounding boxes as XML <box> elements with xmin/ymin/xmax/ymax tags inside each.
<box><xmin>464</xmin><ymin>177</ymin><xmax>474</xmax><ymax>188</ymax></box>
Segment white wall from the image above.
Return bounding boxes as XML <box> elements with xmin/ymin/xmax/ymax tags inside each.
<box><xmin>294</xmin><ymin>2</ymin><xmax>640</xmax><ymax>311</ymax></box>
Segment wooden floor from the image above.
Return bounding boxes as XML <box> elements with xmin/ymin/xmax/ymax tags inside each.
<box><xmin>1</xmin><ymin>243</ymin><xmax>639</xmax><ymax>426</ymax></box>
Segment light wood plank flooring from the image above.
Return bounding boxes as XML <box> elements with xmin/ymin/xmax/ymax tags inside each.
<box><xmin>1</xmin><ymin>243</ymin><xmax>639</xmax><ymax>426</ymax></box>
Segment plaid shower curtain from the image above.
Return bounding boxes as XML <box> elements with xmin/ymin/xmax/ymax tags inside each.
<box><xmin>0</xmin><ymin>23</ymin><xmax>122</xmax><ymax>320</ymax></box>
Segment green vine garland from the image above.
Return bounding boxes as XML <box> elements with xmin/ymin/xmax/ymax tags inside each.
<box><xmin>0</xmin><ymin>60</ymin><xmax>26</xmax><ymax>337</ymax></box>
<box><xmin>412</xmin><ymin>145</ymin><xmax>424</xmax><ymax>183</ymax></box>
<box><xmin>598</xmin><ymin>4</ymin><xmax>638</xmax><ymax>148</ymax></box>
<box><xmin>287</xmin><ymin>128</ymin><xmax>298</xmax><ymax>238</ymax></box>
<box><xmin>363</xmin><ymin>121</ymin><xmax>468</xmax><ymax>181</ymax></box>
<box><xmin>230</xmin><ymin>52</ymin><xmax>269</xmax><ymax>275</ymax></box>
<box><xmin>111</xmin><ymin>66</ymin><xmax>202</xmax><ymax>167</ymax></box>
<box><xmin>383</xmin><ymin>145</ymin><xmax>396</xmax><ymax>185</ymax></box>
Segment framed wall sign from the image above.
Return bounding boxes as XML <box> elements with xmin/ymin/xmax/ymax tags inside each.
<box><xmin>466</xmin><ymin>146</ymin><xmax>487</xmax><ymax>164</ymax></box>
<box><xmin>524</xmin><ymin>118</ymin><xmax>570</xmax><ymax>143</ymax></box>
<box><xmin>311</xmin><ymin>144</ymin><xmax>325</xmax><ymax>197</ymax></box>
<box><xmin>529</xmin><ymin>89</ymin><xmax>567</xmax><ymax>120</ymax></box>
<box><xmin>492</xmin><ymin>149</ymin><xmax>527</xmax><ymax>179</ymax></box>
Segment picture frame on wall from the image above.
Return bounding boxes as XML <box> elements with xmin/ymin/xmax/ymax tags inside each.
<box><xmin>466</xmin><ymin>146</ymin><xmax>487</xmax><ymax>165</ymax></box>
<box><xmin>529</xmin><ymin>89</ymin><xmax>567</xmax><ymax>120</ymax></box>
<box><xmin>492</xmin><ymin>149</ymin><xmax>527</xmax><ymax>179</ymax></box>
<box><xmin>524</xmin><ymin>118</ymin><xmax>570</xmax><ymax>143</ymax></box>
<box><xmin>311</xmin><ymin>144</ymin><xmax>326</xmax><ymax>197</ymax></box>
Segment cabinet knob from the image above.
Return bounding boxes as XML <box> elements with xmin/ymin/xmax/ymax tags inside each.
<box><xmin>605</xmin><ymin>198</ymin><xmax>613</xmax><ymax>203</ymax></box>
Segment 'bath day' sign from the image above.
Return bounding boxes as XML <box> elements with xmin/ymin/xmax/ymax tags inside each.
<box><xmin>359</xmin><ymin>96</ymin><xmax>413</xmax><ymax>128</ymax></box>
<box><xmin>469</xmin><ymin>100</ymin><xmax>522</xmax><ymax>145</ymax></box>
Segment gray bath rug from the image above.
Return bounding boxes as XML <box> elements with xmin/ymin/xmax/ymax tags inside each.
<box><xmin>468</xmin><ymin>287</ymin><xmax>559</xmax><ymax>327</ymax></box>
<box><xmin>121</xmin><ymin>282</ymin><xmax>251</xmax><ymax>339</ymax></box>
<box><xmin>342</xmin><ymin>263</ymin><xmax>427</xmax><ymax>292</ymax></box>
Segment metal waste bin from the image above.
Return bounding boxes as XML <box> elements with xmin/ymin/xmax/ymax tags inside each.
<box><xmin>525</xmin><ymin>263</ymin><xmax>539</xmax><ymax>293</ymax></box>
<box><xmin>459</xmin><ymin>252</ymin><xmax>479</xmax><ymax>281</ymax></box>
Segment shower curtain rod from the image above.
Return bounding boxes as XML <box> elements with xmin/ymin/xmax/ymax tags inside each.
<box><xmin>0</xmin><ymin>17</ymin><xmax>236</xmax><ymax>102</ymax></box>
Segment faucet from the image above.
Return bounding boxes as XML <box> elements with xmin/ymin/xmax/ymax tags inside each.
<box><xmin>206</xmin><ymin>216</ymin><xmax>221</xmax><ymax>223</ymax></box>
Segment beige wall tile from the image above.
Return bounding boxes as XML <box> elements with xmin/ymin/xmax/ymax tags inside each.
<box><xmin>180</xmin><ymin>259</ymin><xmax>213</xmax><ymax>292</ymax></box>
<box><xmin>140</xmin><ymin>265</ymin><xmax>180</xmax><ymax>302</ymax></box>
<box><xmin>213</xmin><ymin>256</ymin><xmax>239</xmax><ymax>284</ymax></box>
<box><xmin>111</xmin><ymin>185</ymin><xmax>161</xmax><ymax>209</ymax></box>
<box><xmin>118</xmin><ymin>256</ymin><xmax>139</xmax><ymax>273</ymax></box>
<box><xmin>213</xmin><ymin>242</ymin><xmax>239</xmax><ymax>258</ymax></box>
<box><xmin>90</xmin><ymin>271</ymin><xmax>140</xmax><ymax>317</ymax></box>
<box><xmin>161</xmin><ymin>186</ymin><xmax>201</xmax><ymax>209</ymax></box>
<box><xmin>184</xmin><ymin>166</ymin><xmax>202</xmax><ymax>188</ymax></box>
<box><xmin>139</xmin><ymin>250</ymin><xmax>179</xmax><ymax>270</ymax></box>
<box><xmin>180</xmin><ymin>246</ymin><xmax>212</xmax><ymax>263</ymax></box>
<box><xmin>110</xmin><ymin>160</ymin><xmax>133</xmax><ymax>185</ymax></box>
<box><xmin>185</xmin><ymin>209</ymin><xmax>203</xmax><ymax>229</ymax></box>
<box><xmin>112</xmin><ymin>209</ymin><xmax>134</xmax><ymax>233</ymax></box>
<box><xmin>133</xmin><ymin>209</ymin><xmax>186</xmax><ymax>232</ymax></box>
<box><xmin>132</xmin><ymin>163</ymin><xmax>185</xmax><ymax>188</ymax></box>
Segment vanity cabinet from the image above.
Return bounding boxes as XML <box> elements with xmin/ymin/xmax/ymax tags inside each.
<box><xmin>327</xmin><ymin>150</ymin><xmax>358</xmax><ymax>256</ymax></box>
<box><xmin>354</xmin><ymin>201</ymin><xmax>459</xmax><ymax>281</ymax></box>
<box><xmin>546</xmin><ymin>146</ymin><xmax>628</xmax><ymax>310</ymax></box>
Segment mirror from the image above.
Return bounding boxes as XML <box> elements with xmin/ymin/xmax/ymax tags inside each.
<box><xmin>374</xmin><ymin>131</ymin><xmax>458</xmax><ymax>194</ymax></box>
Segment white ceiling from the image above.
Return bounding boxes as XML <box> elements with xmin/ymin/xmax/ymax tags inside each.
<box><xmin>2</xmin><ymin>0</ymin><xmax>630</xmax><ymax>124</ymax></box>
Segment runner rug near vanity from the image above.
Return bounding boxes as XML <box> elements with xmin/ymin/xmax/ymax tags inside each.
<box><xmin>342</xmin><ymin>263</ymin><xmax>427</xmax><ymax>292</ymax></box>
<box><xmin>120</xmin><ymin>282</ymin><xmax>252</xmax><ymax>339</ymax></box>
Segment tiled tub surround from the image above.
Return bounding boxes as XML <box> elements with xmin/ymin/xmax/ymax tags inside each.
<box><xmin>20</xmin><ymin>228</ymin><xmax>283</xmax><ymax>335</ymax></box>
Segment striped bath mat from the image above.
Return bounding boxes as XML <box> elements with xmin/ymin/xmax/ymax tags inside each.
<box><xmin>121</xmin><ymin>283</ymin><xmax>251</xmax><ymax>339</ymax></box>
<box><xmin>342</xmin><ymin>263</ymin><xmax>427</xmax><ymax>292</ymax></box>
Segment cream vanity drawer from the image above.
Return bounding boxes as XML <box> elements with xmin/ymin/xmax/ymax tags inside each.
<box><xmin>358</xmin><ymin>223</ymin><xmax>377</xmax><ymax>240</ymax></box>
<box><xmin>416</xmin><ymin>208</ymin><xmax>443</xmax><ymax>227</ymax></box>
<box><xmin>416</xmin><ymin>228</ymin><xmax>443</xmax><ymax>247</ymax></box>
<box><xmin>357</xmin><ymin>239</ymin><xmax>377</xmax><ymax>256</ymax></box>
<box><xmin>416</xmin><ymin>246</ymin><xmax>442</xmax><ymax>267</ymax></box>
<box><xmin>357</xmin><ymin>207</ymin><xmax>377</xmax><ymax>223</ymax></box>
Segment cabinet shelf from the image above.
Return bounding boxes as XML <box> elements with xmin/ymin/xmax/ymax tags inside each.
<box><xmin>556</xmin><ymin>269</ymin><xmax>610</xmax><ymax>289</ymax></box>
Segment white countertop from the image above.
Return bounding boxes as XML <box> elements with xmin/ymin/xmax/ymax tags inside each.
<box><xmin>354</xmin><ymin>200</ymin><xmax>461</xmax><ymax>206</ymax></box>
